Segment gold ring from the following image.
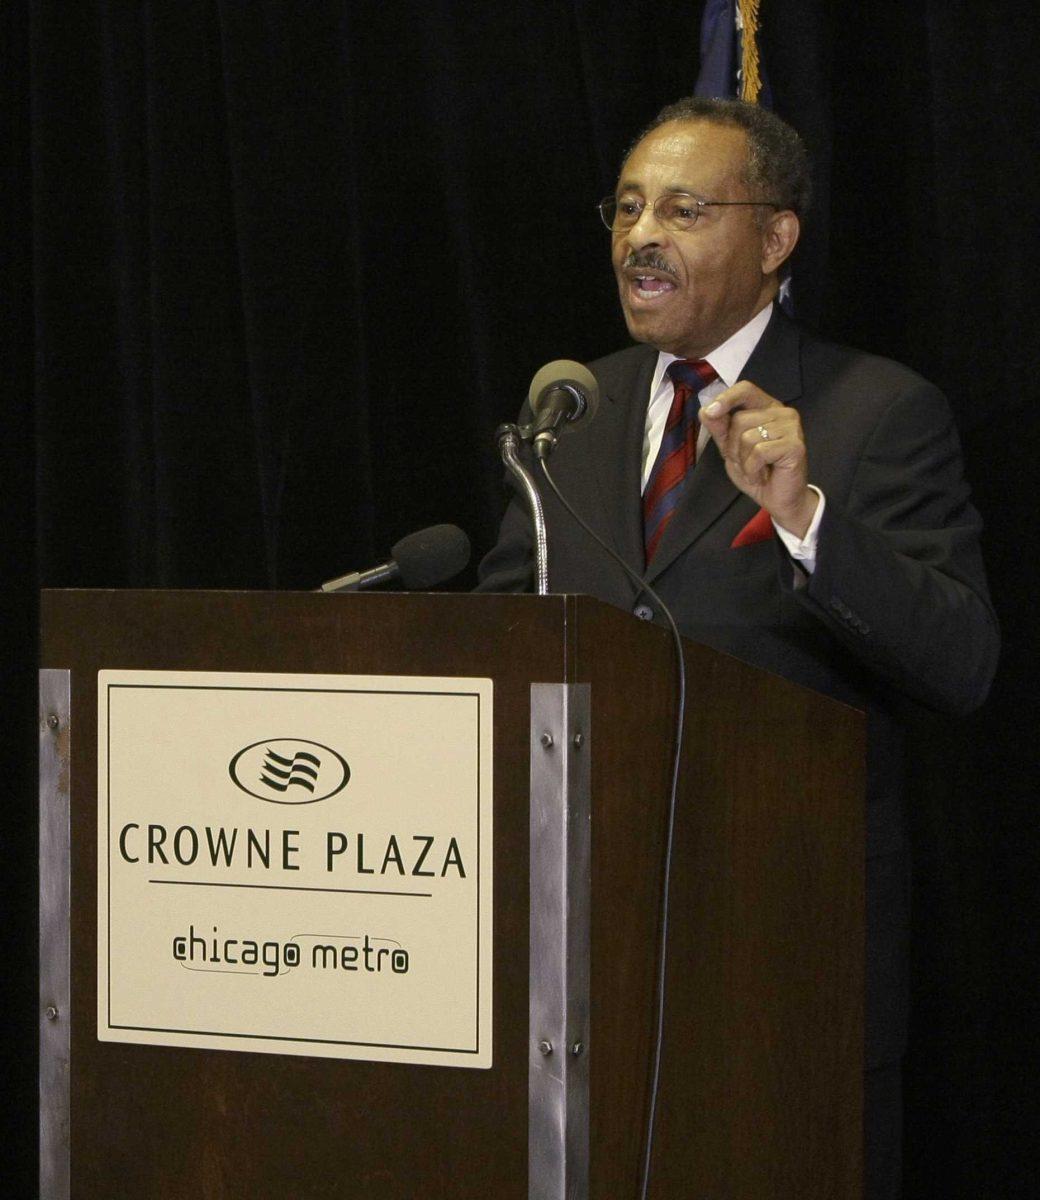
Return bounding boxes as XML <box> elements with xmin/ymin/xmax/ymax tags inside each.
<box><xmin>757</xmin><ymin>424</ymin><xmax>771</xmax><ymax>440</ymax></box>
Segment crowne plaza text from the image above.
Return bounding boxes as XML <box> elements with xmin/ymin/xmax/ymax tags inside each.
<box><xmin>115</xmin><ymin>822</ymin><xmax>468</xmax><ymax>878</ymax></box>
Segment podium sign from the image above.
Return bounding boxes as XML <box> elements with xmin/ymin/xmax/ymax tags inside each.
<box><xmin>96</xmin><ymin>669</ymin><xmax>494</xmax><ymax>1068</ymax></box>
<box><xmin>41</xmin><ymin>589</ymin><xmax>863</xmax><ymax>1199</ymax></box>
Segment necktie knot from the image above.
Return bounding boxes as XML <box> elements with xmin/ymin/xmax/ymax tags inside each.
<box><xmin>666</xmin><ymin>358</ymin><xmax>718</xmax><ymax>394</ymax></box>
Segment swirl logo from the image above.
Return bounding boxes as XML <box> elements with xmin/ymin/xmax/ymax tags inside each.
<box><xmin>228</xmin><ymin>738</ymin><xmax>350</xmax><ymax>804</ymax></box>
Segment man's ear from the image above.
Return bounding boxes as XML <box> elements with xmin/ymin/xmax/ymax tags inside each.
<box><xmin>761</xmin><ymin>210</ymin><xmax>800</xmax><ymax>277</ymax></box>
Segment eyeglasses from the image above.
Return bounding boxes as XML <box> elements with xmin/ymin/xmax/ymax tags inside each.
<box><xmin>597</xmin><ymin>193</ymin><xmax>780</xmax><ymax>233</ymax></box>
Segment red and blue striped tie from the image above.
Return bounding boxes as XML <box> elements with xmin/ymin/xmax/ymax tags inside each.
<box><xmin>643</xmin><ymin>358</ymin><xmax>718</xmax><ymax>564</ymax></box>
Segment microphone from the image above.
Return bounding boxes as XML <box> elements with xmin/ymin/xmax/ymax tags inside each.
<box><xmin>319</xmin><ymin>524</ymin><xmax>471</xmax><ymax>593</ymax></box>
<box><xmin>527</xmin><ymin>359</ymin><xmax>599</xmax><ymax>459</ymax></box>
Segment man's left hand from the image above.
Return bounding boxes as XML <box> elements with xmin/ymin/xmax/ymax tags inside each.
<box><xmin>700</xmin><ymin>381</ymin><xmax>819</xmax><ymax>538</ymax></box>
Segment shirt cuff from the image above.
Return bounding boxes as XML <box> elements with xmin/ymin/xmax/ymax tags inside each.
<box><xmin>773</xmin><ymin>486</ymin><xmax>825</xmax><ymax>574</ymax></box>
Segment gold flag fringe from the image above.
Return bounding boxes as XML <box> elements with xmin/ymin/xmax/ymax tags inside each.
<box><xmin>738</xmin><ymin>0</ymin><xmax>763</xmax><ymax>103</ymax></box>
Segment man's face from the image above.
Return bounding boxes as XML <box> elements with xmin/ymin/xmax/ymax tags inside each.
<box><xmin>611</xmin><ymin>120</ymin><xmax>783</xmax><ymax>359</ymax></box>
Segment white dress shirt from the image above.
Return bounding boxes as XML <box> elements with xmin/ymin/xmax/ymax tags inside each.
<box><xmin>640</xmin><ymin>303</ymin><xmax>824</xmax><ymax>572</ymax></box>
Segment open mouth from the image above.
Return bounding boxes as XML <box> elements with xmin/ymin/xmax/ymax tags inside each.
<box><xmin>632</xmin><ymin>274</ymin><xmax>677</xmax><ymax>299</ymax></box>
<box><xmin>625</xmin><ymin>270</ymin><xmax>679</xmax><ymax>302</ymax></box>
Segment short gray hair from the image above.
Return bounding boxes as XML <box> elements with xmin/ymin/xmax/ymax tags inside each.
<box><xmin>630</xmin><ymin>96</ymin><xmax>812</xmax><ymax>218</ymax></box>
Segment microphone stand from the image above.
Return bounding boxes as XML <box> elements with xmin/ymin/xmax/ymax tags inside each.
<box><xmin>495</xmin><ymin>423</ymin><xmax>549</xmax><ymax>596</ymax></box>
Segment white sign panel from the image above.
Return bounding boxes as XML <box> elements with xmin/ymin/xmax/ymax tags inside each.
<box><xmin>97</xmin><ymin>670</ymin><xmax>493</xmax><ymax>1068</ymax></box>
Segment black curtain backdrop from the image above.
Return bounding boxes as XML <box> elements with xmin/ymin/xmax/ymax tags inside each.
<box><xmin>3</xmin><ymin>2</ymin><xmax>1037</xmax><ymax>1196</ymax></box>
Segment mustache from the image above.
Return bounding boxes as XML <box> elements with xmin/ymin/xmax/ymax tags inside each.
<box><xmin>623</xmin><ymin>250</ymin><xmax>679</xmax><ymax>278</ymax></box>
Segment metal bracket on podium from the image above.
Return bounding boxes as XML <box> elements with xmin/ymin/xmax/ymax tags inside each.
<box><xmin>39</xmin><ymin>668</ymin><xmax>71</xmax><ymax>1200</ymax></box>
<box><xmin>528</xmin><ymin>683</ymin><xmax>591</xmax><ymax>1200</ymax></box>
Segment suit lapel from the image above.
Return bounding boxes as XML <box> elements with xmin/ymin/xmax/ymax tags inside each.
<box><xmin>584</xmin><ymin>346</ymin><xmax>657</xmax><ymax>574</ymax></box>
<box><xmin>644</xmin><ymin>305</ymin><xmax>804</xmax><ymax>583</ymax></box>
<box><xmin>738</xmin><ymin>304</ymin><xmax>803</xmax><ymax>406</ymax></box>
<box><xmin>644</xmin><ymin>439</ymin><xmax>745</xmax><ymax>580</ymax></box>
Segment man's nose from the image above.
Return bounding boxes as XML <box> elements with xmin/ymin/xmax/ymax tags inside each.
<box><xmin>624</xmin><ymin>203</ymin><xmax>668</xmax><ymax>251</ymax></box>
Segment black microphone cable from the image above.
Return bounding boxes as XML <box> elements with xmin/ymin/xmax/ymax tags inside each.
<box><xmin>536</xmin><ymin>457</ymin><xmax>686</xmax><ymax>1200</ymax></box>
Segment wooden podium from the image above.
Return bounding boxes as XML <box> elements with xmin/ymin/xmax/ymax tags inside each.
<box><xmin>39</xmin><ymin>589</ymin><xmax>864</xmax><ymax>1199</ymax></box>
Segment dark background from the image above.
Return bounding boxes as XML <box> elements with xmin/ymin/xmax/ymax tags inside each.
<box><xmin>3</xmin><ymin>1</ymin><xmax>1037</xmax><ymax>1196</ymax></box>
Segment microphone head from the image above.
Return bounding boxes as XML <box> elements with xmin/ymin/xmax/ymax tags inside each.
<box><xmin>391</xmin><ymin>524</ymin><xmax>471</xmax><ymax>590</ymax></box>
<box><xmin>527</xmin><ymin>359</ymin><xmax>600</xmax><ymax>427</ymax></box>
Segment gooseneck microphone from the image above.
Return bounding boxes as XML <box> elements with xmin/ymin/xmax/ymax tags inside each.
<box><xmin>318</xmin><ymin>524</ymin><xmax>471</xmax><ymax>593</ymax></box>
<box><xmin>527</xmin><ymin>359</ymin><xmax>599</xmax><ymax>459</ymax></box>
<box><xmin>494</xmin><ymin>358</ymin><xmax>600</xmax><ymax>592</ymax></box>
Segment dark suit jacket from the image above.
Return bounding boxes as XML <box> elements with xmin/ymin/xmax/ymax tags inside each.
<box><xmin>478</xmin><ymin>305</ymin><xmax>1000</xmax><ymax>1067</ymax></box>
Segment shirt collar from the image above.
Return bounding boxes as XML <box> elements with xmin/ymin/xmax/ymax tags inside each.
<box><xmin>649</xmin><ymin>302</ymin><xmax>775</xmax><ymax>397</ymax></box>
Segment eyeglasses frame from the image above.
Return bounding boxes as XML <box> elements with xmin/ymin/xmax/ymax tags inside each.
<box><xmin>597</xmin><ymin>193</ymin><xmax>782</xmax><ymax>233</ymax></box>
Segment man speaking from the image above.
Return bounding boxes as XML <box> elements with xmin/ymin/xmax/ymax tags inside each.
<box><xmin>478</xmin><ymin>97</ymin><xmax>999</xmax><ymax>1199</ymax></box>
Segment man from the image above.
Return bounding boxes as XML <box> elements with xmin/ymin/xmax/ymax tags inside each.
<box><xmin>478</xmin><ymin>97</ymin><xmax>999</xmax><ymax>1198</ymax></box>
